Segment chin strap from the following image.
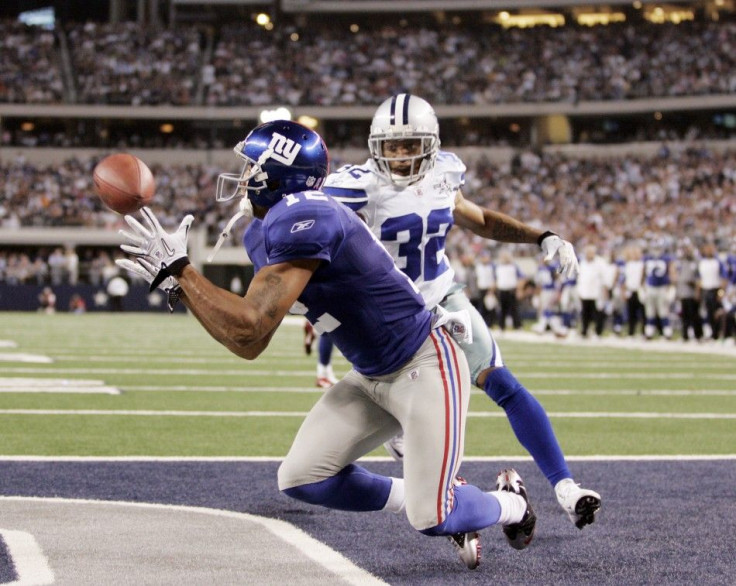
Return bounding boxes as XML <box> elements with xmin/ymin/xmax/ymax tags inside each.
<box><xmin>207</xmin><ymin>197</ymin><xmax>254</xmax><ymax>263</ymax></box>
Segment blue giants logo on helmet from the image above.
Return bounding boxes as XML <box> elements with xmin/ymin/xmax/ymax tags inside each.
<box><xmin>215</xmin><ymin>120</ymin><xmax>329</xmax><ymax>209</ymax></box>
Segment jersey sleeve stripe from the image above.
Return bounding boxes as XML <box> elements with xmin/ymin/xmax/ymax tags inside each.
<box><xmin>323</xmin><ymin>186</ymin><xmax>369</xmax><ymax>202</ymax></box>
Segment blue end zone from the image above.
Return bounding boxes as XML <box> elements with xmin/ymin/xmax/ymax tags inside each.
<box><xmin>0</xmin><ymin>459</ymin><xmax>734</xmax><ymax>585</ymax></box>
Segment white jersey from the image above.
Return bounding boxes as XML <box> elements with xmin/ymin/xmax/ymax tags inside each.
<box><xmin>323</xmin><ymin>151</ymin><xmax>466</xmax><ymax>309</ymax></box>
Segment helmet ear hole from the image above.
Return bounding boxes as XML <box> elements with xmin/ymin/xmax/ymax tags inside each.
<box><xmin>266</xmin><ymin>179</ymin><xmax>281</xmax><ymax>192</ymax></box>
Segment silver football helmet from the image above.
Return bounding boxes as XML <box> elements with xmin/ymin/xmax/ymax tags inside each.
<box><xmin>369</xmin><ymin>94</ymin><xmax>440</xmax><ymax>186</ymax></box>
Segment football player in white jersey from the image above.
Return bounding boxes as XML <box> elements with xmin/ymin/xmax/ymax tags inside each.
<box><xmin>323</xmin><ymin>94</ymin><xmax>601</xmax><ymax>529</ymax></box>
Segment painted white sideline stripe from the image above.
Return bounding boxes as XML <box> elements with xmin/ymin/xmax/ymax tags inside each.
<box><xmin>0</xmin><ymin>354</ymin><xmax>53</xmax><ymax>364</ymax></box>
<box><xmin>0</xmin><ymin>341</ymin><xmax>18</xmax><ymax>348</ymax></box>
<box><xmin>0</xmin><ymin>497</ymin><xmax>387</xmax><ymax>586</ymax></box>
<box><xmin>0</xmin><ymin>386</ymin><xmax>121</xmax><ymax>395</ymax></box>
<box><xmin>0</xmin><ymin>409</ymin><xmax>733</xmax><ymax>419</ymax></box>
<box><xmin>0</xmin><ymin>529</ymin><xmax>55</xmax><ymax>586</ymax></box>
<box><xmin>2</xmin><ymin>367</ymin><xmax>314</xmax><ymax>377</ymax></box>
<box><xmin>0</xmin><ymin>378</ymin><xmax>107</xmax><ymax>387</ymax></box>
<box><xmin>0</xmin><ymin>378</ymin><xmax>121</xmax><ymax>395</ymax></box>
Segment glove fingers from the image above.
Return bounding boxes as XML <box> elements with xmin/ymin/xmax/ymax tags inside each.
<box><xmin>120</xmin><ymin>244</ymin><xmax>147</xmax><ymax>256</ymax></box>
<box><xmin>118</xmin><ymin>228</ymin><xmax>147</xmax><ymax>248</ymax></box>
<box><xmin>177</xmin><ymin>214</ymin><xmax>194</xmax><ymax>236</ymax></box>
<box><xmin>141</xmin><ymin>206</ymin><xmax>164</xmax><ymax>235</ymax></box>
<box><xmin>124</xmin><ymin>214</ymin><xmax>152</xmax><ymax>239</ymax></box>
<box><xmin>138</xmin><ymin>257</ymin><xmax>159</xmax><ymax>274</ymax></box>
<box><xmin>115</xmin><ymin>258</ymin><xmax>149</xmax><ymax>281</ymax></box>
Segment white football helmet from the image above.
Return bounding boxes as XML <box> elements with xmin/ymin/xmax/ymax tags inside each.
<box><xmin>369</xmin><ymin>94</ymin><xmax>440</xmax><ymax>186</ymax></box>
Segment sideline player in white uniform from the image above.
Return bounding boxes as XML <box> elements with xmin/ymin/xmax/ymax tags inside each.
<box><xmin>323</xmin><ymin>94</ymin><xmax>601</xmax><ymax>529</ymax></box>
<box><xmin>116</xmin><ymin>120</ymin><xmax>537</xmax><ymax>570</ymax></box>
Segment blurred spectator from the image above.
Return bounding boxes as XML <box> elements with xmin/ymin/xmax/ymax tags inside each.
<box><xmin>675</xmin><ymin>242</ymin><xmax>703</xmax><ymax>342</ymax></box>
<box><xmin>621</xmin><ymin>244</ymin><xmax>646</xmax><ymax>337</ymax></box>
<box><xmin>37</xmin><ymin>286</ymin><xmax>56</xmax><ymax>314</ymax></box>
<box><xmin>643</xmin><ymin>242</ymin><xmax>676</xmax><ymax>340</ymax></box>
<box><xmin>493</xmin><ymin>249</ymin><xmax>525</xmax><ymax>330</ymax></box>
<box><xmin>698</xmin><ymin>243</ymin><xmax>727</xmax><ymax>339</ymax></box>
<box><xmin>577</xmin><ymin>244</ymin><xmax>609</xmax><ymax>338</ymax></box>
<box><xmin>106</xmin><ymin>275</ymin><xmax>129</xmax><ymax>311</ymax></box>
<box><xmin>68</xmin><ymin>293</ymin><xmax>87</xmax><ymax>314</ymax></box>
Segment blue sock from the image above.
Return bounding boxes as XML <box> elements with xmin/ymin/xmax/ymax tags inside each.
<box><xmin>484</xmin><ymin>367</ymin><xmax>571</xmax><ymax>486</ymax></box>
<box><xmin>318</xmin><ymin>335</ymin><xmax>333</xmax><ymax>366</ymax></box>
<box><xmin>421</xmin><ymin>484</ymin><xmax>501</xmax><ymax>535</ymax></box>
<box><xmin>282</xmin><ymin>463</ymin><xmax>392</xmax><ymax>511</ymax></box>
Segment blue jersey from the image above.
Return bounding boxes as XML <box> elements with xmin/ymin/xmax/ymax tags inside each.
<box><xmin>535</xmin><ymin>263</ymin><xmax>558</xmax><ymax>291</ymax></box>
<box><xmin>243</xmin><ymin>191</ymin><xmax>432</xmax><ymax>377</ymax></box>
<box><xmin>644</xmin><ymin>254</ymin><xmax>673</xmax><ymax>287</ymax></box>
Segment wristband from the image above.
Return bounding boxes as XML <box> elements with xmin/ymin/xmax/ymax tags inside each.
<box><xmin>149</xmin><ymin>257</ymin><xmax>190</xmax><ymax>292</ymax></box>
<box><xmin>537</xmin><ymin>230</ymin><xmax>557</xmax><ymax>247</ymax></box>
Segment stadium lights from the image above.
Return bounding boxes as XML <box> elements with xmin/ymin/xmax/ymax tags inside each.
<box><xmin>259</xmin><ymin>107</ymin><xmax>292</xmax><ymax>123</ymax></box>
<box><xmin>494</xmin><ymin>11</ymin><xmax>565</xmax><ymax>28</ymax></box>
<box><xmin>576</xmin><ymin>12</ymin><xmax>626</xmax><ymax>26</ymax></box>
<box><xmin>297</xmin><ymin>115</ymin><xmax>319</xmax><ymax>129</ymax></box>
<box><xmin>255</xmin><ymin>13</ymin><xmax>270</xmax><ymax>26</ymax></box>
<box><xmin>644</xmin><ymin>6</ymin><xmax>694</xmax><ymax>24</ymax></box>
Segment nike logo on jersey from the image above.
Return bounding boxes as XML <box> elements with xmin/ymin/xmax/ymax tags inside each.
<box><xmin>290</xmin><ymin>219</ymin><xmax>315</xmax><ymax>233</ymax></box>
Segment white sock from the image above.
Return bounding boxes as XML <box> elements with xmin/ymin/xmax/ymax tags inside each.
<box><xmin>382</xmin><ymin>478</ymin><xmax>406</xmax><ymax>514</ymax></box>
<box><xmin>489</xmin><ymin>490</ymin><xmax>527</xmax><ymax>525</ymax></box>
<box><xmin>317</xmin><ymin>363</ymin><xmax>326</xmax><ymax>378</ymax></box>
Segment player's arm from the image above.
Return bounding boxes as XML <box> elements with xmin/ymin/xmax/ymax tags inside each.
<box><xmin>453</xmin><ymin>190</ymin><xmax>542</xmax><ymax>243</ymax></box>
<box><xmin>178</xmin><ymin>259</ymin><xmax>319</xmax><ymax>360</ymax></box>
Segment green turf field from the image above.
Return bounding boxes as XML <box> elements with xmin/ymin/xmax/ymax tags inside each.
<box><xmin>0</xmin><ymin>312</ymin><xmax>734</xmax><ymax>457</ymax></box>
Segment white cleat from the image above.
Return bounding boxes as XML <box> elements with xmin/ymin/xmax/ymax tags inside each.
<box><xmin>555</xmin><ymin>478</ymin><xmax>602</xmax><ymax>529</ymax></box>
<box><xmin>448</xmin><ymin>531</ymin><xmax>481</xmax><ymax>570</ymax></box>
<box><xmin>315</xmin><ymin>375</ymin><xmax>338</xmax><ymax>389</ymax></box>
<box><xmin>495</xmin><ymin>468</ymin><xmax>536</xmax><ymax>550</ymax></box>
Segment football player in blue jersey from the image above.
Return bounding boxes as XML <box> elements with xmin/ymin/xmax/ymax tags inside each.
<box><xmin>323</xmin><ymin>94</ymin><xmax>601</xmax><ymax>529</ymax></box>
<box><xmin>116</xmin><ymin>120</ymin><xmax>538</xmax><ymax>570</ymax></box>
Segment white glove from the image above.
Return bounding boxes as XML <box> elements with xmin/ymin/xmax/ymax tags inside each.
<box><xmin>115</xmin><ymin>257</ymin><xmax>183</xmax><ymax>312</ymax></box>
<box><xmin>539</xmin><ymin>232</ymin><xmax>579</xmax><ymax>280</ymax></box>
<box><xmin>119</xmin><ymin>206</ymin><xmax>193</xmax><ymax>291</ymax></box>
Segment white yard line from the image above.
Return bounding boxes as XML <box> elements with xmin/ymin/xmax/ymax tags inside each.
<box><xmin>116</xmin><ymin>385</ymin><xmax>736</xmax><ymax>396</ymax></box>
<box><xmin>0</xmin><ymin>409</ymin><xmax>732</xmax><ymax>419</ymax></box>
<box><xmin>4</xmin><ymin>366</ymin><xmax>736</xmax><ymax>380</ymax></box>
<box><xmin>0</xmin><ymin>455</ymin><xmax>734</xmax><ymax>462</ymax></box>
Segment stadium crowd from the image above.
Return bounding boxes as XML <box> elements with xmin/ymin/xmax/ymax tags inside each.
<box><xmin>2</xmin><ymin>18</ymin><xmax>736</xmax><ymax>107</ymax></box>
<box><xmin>4</xmin><ymin>144</ymin><xmax>733</xmax><ymax>250</ymax></box>
<box><xmin>1</xmin><ymin>14</ymin><xmax>735</xmax><ymax>336</ymax></box>
<box><xmin>2</xmin><ymin>144</ymin><xmax>735</xmax><ymax>340</ymax></box>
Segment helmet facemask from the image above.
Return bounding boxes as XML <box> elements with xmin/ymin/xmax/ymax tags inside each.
<box><xmin>369</xmin><ymin>134</ymin><xmax>439</xmax><ymax>186</ymax></box>
<box><xmin>215</xmin><ymin>141</ymin><xmax>270</xmax><ymax>204</ymax></box>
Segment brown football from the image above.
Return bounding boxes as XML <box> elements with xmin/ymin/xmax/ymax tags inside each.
<box><xmin>93</xmin><ymin>153</ymin><xmax>155</xmax><ymax>214</ymax></box>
